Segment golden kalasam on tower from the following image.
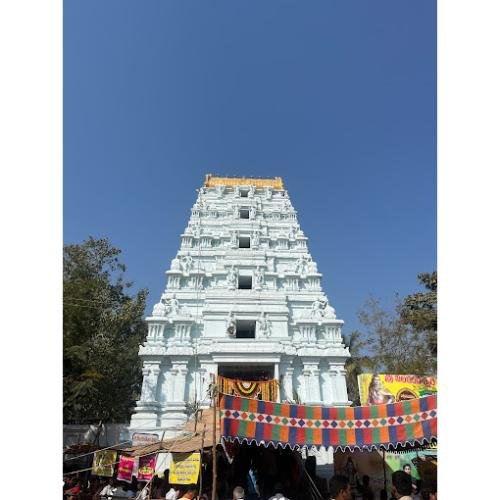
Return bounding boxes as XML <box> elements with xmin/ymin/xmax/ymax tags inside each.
<box><xmin>204</xmin><ymin>174</ymin><xmax>284</xmax><ymax>190</ymax></box>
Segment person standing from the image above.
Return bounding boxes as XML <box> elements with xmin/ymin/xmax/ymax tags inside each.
<box><xmin>232</xmin><ymin>486</ymin><xmax>245</xmax><ymax>499</ymax></box>
<box><xmin>165</xmin><ymin>484</ymin><xmax>180</xmax><ymax>499</ymax></box>
<box><xmin>329</xmin><ymin>475</ymin><xmax>352</xmax><ymax>500</ymax></box>
<box><xmin>391</xmin><ymin>471</ymin><xmax>413</xmax><ymax>500</ymax></box>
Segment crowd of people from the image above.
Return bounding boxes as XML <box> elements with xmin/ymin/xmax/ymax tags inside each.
<box><xmin>63</xmin><ymin>453</ymin><xmax>436</xmax><ymax>500</ymax></box>
<box><xmin>328</xmin><ymin>471</ymin><xmax>437</xmax><ymax>500</ymax></box>
<box><xmin>63</xmin><ymin>473</ymin><xmax>202</xmax><ymax>500</ymax></box>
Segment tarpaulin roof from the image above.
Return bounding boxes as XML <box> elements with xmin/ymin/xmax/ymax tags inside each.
<box><xmin>120</xmin><ymin>407</ymin><xmax>220</xmax><ymax>457</ymax></box>
<box><xmin>219</xmin><ymin>393</ymin><xmax>437</xmax><ymax>452</ymax></box>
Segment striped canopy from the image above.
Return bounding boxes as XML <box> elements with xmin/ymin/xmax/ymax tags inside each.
<box><xmin>219</xmin><ymin>393</ymin><xmax>437</xmax><ymax>452</ymax></box>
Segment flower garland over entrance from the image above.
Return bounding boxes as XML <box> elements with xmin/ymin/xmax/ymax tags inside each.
<box><xmin>217</xmin><ymin>376</ymin><xmax>279</xmax><ymax>402</ymax></box>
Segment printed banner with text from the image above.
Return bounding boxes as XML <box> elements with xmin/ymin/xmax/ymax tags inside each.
<box><xmin>358</xmin><ymin>374</ymin><xmax>437</xmax><ymax>406</ymax></box>
<box><xmin>117</xmin><ymin>455</ymin><xmax>136</xmax><ymax>483</ymax></box>
<box><xmin>137</xmin><ymin>454</ymin><xmax>157</xmax><ymax>482</ymax></box>
<box><xmin>169</xmin><ymin>453</ymin><xmax>201</xmax><ymax>485</ymax></box>
<box><xmin>91</xmin><ymin>450</ymin><xmax>117</xmax><ymax>477</ymax></box>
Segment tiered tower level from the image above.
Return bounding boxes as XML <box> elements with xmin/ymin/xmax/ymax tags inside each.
<box><xmin>130</xmin><ymin>175</ymin><xmax>351</xmax><ymax>438</ymax></box>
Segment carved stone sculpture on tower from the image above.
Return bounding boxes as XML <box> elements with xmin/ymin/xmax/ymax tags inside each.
<box><xmin>307</xmin><ymin>259</ymin><xmax>318</xmax><ymax>273</ymax></box>
<box><xmin>254</xmin><ymin>267</ymin><xmax>264</xmax><ymax>289</ymax></box>
<box><xmin>141</xmin><ymin>367</ymin><xmax>158</xmax><ymax>402</ymax></box>
<box><xmin>180</xmin><ymin>255</ymin><xmax>194</xmax><ymax>273</ymax></box>
<box><xmin>226</xmin><ymin>312</ymin><xmax>236</xmax><ymax>337</ymax></box>
<box><xmin>248</xmin><ymin>185</ymin><xmax>255</xmax><ymax>198</ymax></box>
<box><xmin>170</xmin><ymin>255</ymin><xmax>181</xmax><ymax>271</ymax></box>
<box><xmin>294</xmin><ymin>255</ymin><xmax>310</xmax><ymax>275</ymax></box>
<box><xmin>302</xmin><ymin>297</ymin><xmax>336</xmax><ymax>320</ymax></box>
<box><xmin>152</xmin><ymin>297</ymin><xmax>168</xmax><ymax>317</ymax></box>
<box><xmin>226</xmin><ymin>266</ymin><xmax>238</xmax><ymax>290</ymax></box>
<box><xmin>258</xmin><ymin>312</ymin><xmax>271</xmax><ymax>337</ymax></box>
<box><xmin>249</xmin><ymin>206</ymin><xmax>257</xmax><ymax>219</ymax></box>
<box><xmin>230</xmin><ymin>230</ymin><xmax>238</xmax><ymax>248</ymax></box>
<box><xmin>168</xmin><ymin>294</ymin><xmax>180</xmax><ymax>316</ymax></box>
<box><xmin>251</xmin><ymin>230</ymin><xmax>260</xmax><ymax>248</ymax></box>
<box><xmin>192</xmin><ymin>223</ymin><xmax>201</xmax><ymax>238</ymax></box>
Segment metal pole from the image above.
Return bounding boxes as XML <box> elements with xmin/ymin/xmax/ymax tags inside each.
<box><xmin>382</xmin><ymin>449</ymin><xmax>387</xmax><ymax>493</ymax></box>
<box><xmin>211</xmin><ymin>374</ymin><xmax>218</xmax><ymax>500</ymax></box>
<box><xmin>199</xmin><ymin>423</ymin><xmax>206</xmax><ymax>497</ymax></box>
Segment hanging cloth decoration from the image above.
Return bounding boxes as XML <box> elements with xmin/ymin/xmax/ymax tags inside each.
<box><xmin>217</xmin><ymin>375</ymin><xmax>279</xmax><ymax>401</ymax></box>
<box><xmin>91</xmin><ymin>450</ymin><xmax>117</xmax><ymax>477</ymax></box>
<box><xmin>116</xmin><ymin>455</ymin><xmax>136</xmax><ymax>483</ymax></box>
<box><xmin>219</xmin><ymin>393</ymin><xmax>437</xmax><ymax>452</ymax></box>
<box><xmin>137</xmin><ymin>453</ymin><xmax>157</xmax><ymax>482</ymax></box>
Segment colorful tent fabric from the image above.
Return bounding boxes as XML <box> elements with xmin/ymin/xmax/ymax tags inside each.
<box><xmin>219</xmin><ymin>393</ymin><xmax>437</xmax><ymax>452</ymax></box>
<box><xmin>217</xmin><ymin>376</ymin><xmax>279</xmax><ymax>401</ymax></box>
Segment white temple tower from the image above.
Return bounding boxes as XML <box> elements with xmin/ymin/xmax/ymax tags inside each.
<box><xmin>130</xmin><ymin>175</ymin><xmax>351</xmax><ymax>439</ymax></box>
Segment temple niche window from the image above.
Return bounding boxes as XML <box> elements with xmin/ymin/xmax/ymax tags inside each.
<box><xmin>238</xmin><ymin>275</ymin><xmax>252</xmax><ymax>290</ymax></box>
<box><xmin>239</xmin><ymin>209</ymin><xmax>250</xmax><ymax>219</ymax></box>
<box><xmin>240</xmin><ymin>189</ymin><xmax>249</xmax><ymax>198</ymax></box>
<box><xmin>236</xmin><ymin>320</ymin><xmax>256</xmax><ymax>338</ymax></box>
<box><xmin>238</xmin><ymin>236</ymin><xmax>250</xmax><ymax>248</ymax></box>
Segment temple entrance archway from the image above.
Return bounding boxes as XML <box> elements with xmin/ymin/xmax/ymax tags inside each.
<box><xmin>218</xmin><ymin>364</ymin><xmax>274</xmax><ymax>381</ymax></box>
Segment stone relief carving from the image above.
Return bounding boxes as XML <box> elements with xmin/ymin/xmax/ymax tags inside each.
<box><xmin>293</xmin><ymin>255</ymin><xmax>311</xmax><ymax>274</ymax></box>
<box><xmin>139</xmin><ymin>344</ymin><xmax>167</xmax><ymax>355</ymax></box>
<box><xmin>141</xmin><ymin>366</ymin><xmax>159</xmax><ymax>402</ymax></box>
<box><xmin>251</xmin><ymin>230</ymin><xmax>260</xmax><ymax>248</ymax></box>
<box><xmin>248</xmin><ymin>185</ymin><xmax>255</xmax><ymax>198</ymax></box>
<box><xmin>230</xmin><ymin>230</ymin><xmax>238</xmax><ymax>247</ymax></box>
<box><xmin>152</xmin><ymin>294</ymin><xmax>192</xmax><ymax>318</ymax></box>
<box><xmin>265</xmin><ymin>186</ymin><xmax>273</xmax><ymax>200</ymax></box>
<box><xmin>308</xmin><ymin>260</ymin><xmax>318</xmax><ymax>273</ymax></box>
<box><xmin>249</xmin><ymin>206</ymin><xmax>256</xmax><ymax>219</ymax></box>
<box><xmin>152</xmin><ymin>297</ymin><xmax>168</xmax><ymax>317</ymax></box>
<box><xmin>254</xmin><ymin>267</ymin><xmax>264</xmax><ymax>289</ymax></box>
<box><xmin>167</xmin><ymin>294</ymin><xmax>181</xmax><ymax>316</ymax></box>
<box><xmin>267</xmin><ymin>257</ymin><xmax>275</xmax><ymax>272</ymax></box>
<box><xmin>301</xmin><ymin>297</ymin><xmax>336</xmax><ymax>320</ymax></box>
<box><xmin>226</xmin><ymin>311</ymin><xmax>236</xmax><ymax>337</ymax></box>
<box><xmin>216</xmin><ymin>184</ymin><xmax>224</xmax><ymax>198</ymax></box>
<box><xmin>226</xmin><ymin>266</ymin><xmax>238</xmax><ymax>289</ymax></box>
<box><xmin>180</xmin><ymin>255</ymin><xmax>194</xmax><ymax>273</ymax></box>
<box><xmin>192</xmin><ymin>223</ymin><xmax>201</xmax><ymax>238</ymax></box>
<box><xmin>257</xmin><ymin>312</ymin><xmax>271</xmax><ymax>337</ymax></box>
<box><xmin>170</xmin><ymin>255</ymin><xmax>181</xmax><ymax>271</ymax></box>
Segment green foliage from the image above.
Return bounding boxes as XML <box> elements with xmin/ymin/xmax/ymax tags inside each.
<box><xmin>345</xmin><ymin>272</ymin><xmax>437</xmax><ymax>403</ymax></box>
<box><xmin>344</xmin><ymin>330</ymin><xmax>375</xmax><ymax>406</ymax></box>
<box><xmin>63</xmin><ymin>237</ymin><xmax>148</xmax><ymax>423</ymax></box>
<box><xmin>400</xmin><ymin>272</ymin><xmax>437</xmax><ymax>356</ymax></box>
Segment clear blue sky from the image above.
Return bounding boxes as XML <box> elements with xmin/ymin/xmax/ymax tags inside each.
<box><xmin>64</xmin><ymin>1</ymin><xmax>436</xmax><ymax>334</ymax></box>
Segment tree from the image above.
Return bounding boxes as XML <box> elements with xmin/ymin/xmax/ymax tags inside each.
<box><xmin>63</xmin><ymin>237</ymin><xmax>148</xmax><ymax>423</ymax></box>
<box><xmin>359</xmin><ymin>297</ymin><xmax>436</xmax><ymax>375</ymax></box>
<box><xmin>344</xmin><ymin>330</ymin><xmax>375</xmax><ymax>405</ymax></box>
<box><xmin>400</xmin><ymin>271</ymin><xmax>437</xmax><ymax>356</ymax></box>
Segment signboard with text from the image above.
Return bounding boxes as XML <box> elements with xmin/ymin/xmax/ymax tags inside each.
<box><xmin>168</xmin><ymin>452</ymin><xmax>201</xmax><ymax>485</ymax></box>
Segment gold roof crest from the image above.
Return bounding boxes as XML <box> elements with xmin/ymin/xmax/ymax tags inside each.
<box><xmin>204</xmin><ymin>174</ymin><xmax>284</xmax><ymax>190</ymax></box>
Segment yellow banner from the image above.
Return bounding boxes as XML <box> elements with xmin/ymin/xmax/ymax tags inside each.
<box><xmin>169</xmin><ymin>452</ymin><xmax>201</xmax><ymax>485</ymax></box>
<box><xmin>358</xmin><ymin>373</ymin><xmax>437</xmax><ymax>406</ymax></box>
<box><xmin>92</xmin><ymin>450</ymin><xmax>117</xmax><ymax>477</ymax></box>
